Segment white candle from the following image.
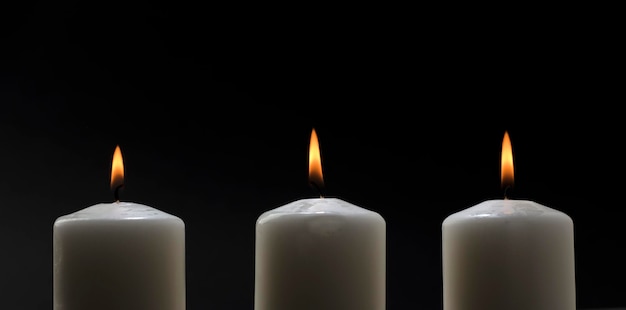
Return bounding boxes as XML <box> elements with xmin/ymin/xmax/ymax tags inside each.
<box><xmin>53</xmin><ymin>146</ymin><xmax>185</xmax><ymax>310</ymax></box>
<box><xmin>254</xmin><ymin>129</ymin><xmax>386</xmax><ymax>310</ymax></box>
<box><xmin>441</xmin><ymin>131</ymin><xmax>576</xmax><ymax>310</ymax></box>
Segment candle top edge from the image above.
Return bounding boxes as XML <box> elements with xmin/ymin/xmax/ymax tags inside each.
<box><xmin>54</xmin><ymin>201</ymin><xmax>183</xmax><ymax>223</ymax></box>
<box><xmin>257</xmin><ymin>197</ymin><xmax>383</xmax><ymax>224</ymax></box>
<box><xmin>444</xmin><ymin>198</ymin><xmax>572</xmax><ymax>221</ymax></box>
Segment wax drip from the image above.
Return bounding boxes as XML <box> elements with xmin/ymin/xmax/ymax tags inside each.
<box><xmin>113</xmin><ymin>184</ymin><xmax>125</xmax><ymax>202</ymax></box>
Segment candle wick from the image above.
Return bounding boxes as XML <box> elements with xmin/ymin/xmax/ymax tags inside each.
<box><xmin>113</xmin><ymin>184</ymin><xmax>125</xmax><ymax>202</ymax></box>
<box><xmin>309</xmin><ymin>181</ymin><xmax>324</xmax><ymax>199</ymax></box>
<box><xmin>503</xmin><ymin>185</ymin><xmax>513</xmax><ymax>200</ymax></box>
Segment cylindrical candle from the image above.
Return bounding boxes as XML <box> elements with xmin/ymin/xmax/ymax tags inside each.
<box><xmin>53</xmin><ymin>202</ymin><xmax>186</xmax><ymax>310</ymax></box>
<box><xmin>53</xmin><ymin>145</ymin><xmax>185</xmax><ymax>310</ymax></box>
<box><xmin>442</xmin><ymin>199</ymin><xmax>575</xmax><ymax>310</ymax></box>
<box><xmin>441</xmin><ymin>131</ymin><xmax>576</xmax><ymax>310</ymax></box>
<box><xmin>255</xmin><ymin>197</ymin><xmax>386</xmax><ymax>310</ymax></box>
<box><xmin>255</xmin><ymin>128</ymin><xmax>386</xmax><ymax>310</ymax></box>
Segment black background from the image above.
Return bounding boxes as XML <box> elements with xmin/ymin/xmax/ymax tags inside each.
<box><xmin>1</xmin><ymin>2</ymin><xmax>624</xmax><ymax>309</ymax></box>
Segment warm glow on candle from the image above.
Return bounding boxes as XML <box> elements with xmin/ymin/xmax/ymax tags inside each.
<box><xmin>501</xmin><ymin>131</ymin><xmax>514</xmax><ymax>189</ymax></box>
<box><xmin>308</xmin><ymin>128</ymin><xmax>324</xmax><ymax>191</ymax></box>
<box><xmin>110</xmin><ymin>145</ymin><xmax>124</xmax><ymax>190</ymax></box>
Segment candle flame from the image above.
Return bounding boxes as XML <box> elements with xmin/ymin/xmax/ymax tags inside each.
<box><xmin>110</xmin><ymin>145</ymin><xmax>124</xmax><ymax>191</ymax></box>
<box><xmin>308</xmin><ymin>128</ymin><xmax>324</xmax><ymax>194</ymax></box>
<box><xmin>501</xmin><ymin>131</ymin><xmax>514</xmax><ymax>190</ymax></box>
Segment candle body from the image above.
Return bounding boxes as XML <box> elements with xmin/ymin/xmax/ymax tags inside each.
<box><xmin>53</xmin><ymin>202</ymin><xmax>185</xmax><ymax>310</ymax></box>
<box><xmin>442</xmin><ymin>199</ymin><xmax>575</xmax><ymax>310</ymax></box>
<box><xmin>255</xmin><ymin>198</ymin><xmax>386</xmax><ymax>310</ymax></box>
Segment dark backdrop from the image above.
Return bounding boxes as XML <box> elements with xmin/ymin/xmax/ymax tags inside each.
<box><xmin>1</xmin><ymin>2</ymin><xmax>623</xmax><ymax>309</ymax></box>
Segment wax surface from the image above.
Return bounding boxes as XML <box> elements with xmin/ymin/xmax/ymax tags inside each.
<box><xmin>53</xmin><ymin>202</ymin><xmax>185</xmax><ymax>310</ymax></box>
<box><xmin>442</xmin><ymin>199</ymin><xmax>576</xmax><ymax>310</ymax></box>
<box><xmin>255</xmin><ymin>197</ymin><xmax>386</xmax><ymax>310</ymax></box>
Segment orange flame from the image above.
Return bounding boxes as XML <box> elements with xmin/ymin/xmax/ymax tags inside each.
<box><xmin>110</xmin><ymin>145</ymin><xmax>124</xmax><ymax>190</ymax></box>
<box><xmin>501</xmin><ymin>131</ymin><xmax>514</xmax><ymax>190</ymax></box>
<box><xmin>308</xmin><ymin>128</ymin><xmax>324</xmax><ymax>192</ymax></box>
